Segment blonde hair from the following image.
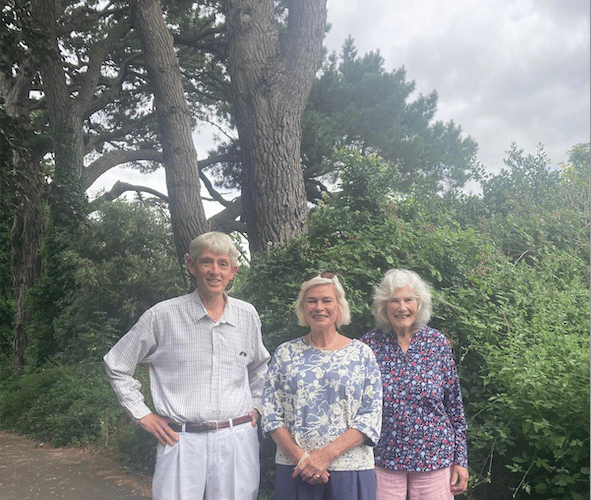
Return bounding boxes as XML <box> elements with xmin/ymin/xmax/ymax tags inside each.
<box><xmin>295</xmin><ymin>274</ymin><xmax>351</xmax><ymax>328</ymax></box>
<box><xmin>372</xmin><ymin>269</ymin><xmax>432</xmax><ymax>332</ymax></box>
<box><xmin>189</xmin><ymin>232</ymin><xmax>239</xmax><ymax>267</ymax></box>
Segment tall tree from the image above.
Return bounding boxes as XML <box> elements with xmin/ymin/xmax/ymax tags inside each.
<box><xmin>0</xmin><ymin>111</ymin><xmax>44</xmax><ymax>371</ymax></box>
<box><xmin>0</xmin><ymin>2</ymin><xmax>47</xmax><ymax>370</ymax></box>
<box><xmin>211</xmin><ymin>37</ymin><xmax>479</xmax><ymax>204</ymax></box>
<box><xmin>302</xmin><ymin>38</ymin><xmax>478</xmax><ymax>197</ymax></box>
<box><xmin>1</xmin><ymin>0</ymin><xmax>144</xmax><ymax>368</ymax></box>
<box><xmin>30</xmin><ymin>0</ymin><xmax>92</xmax><ymax>218</ymax></box>
<box><xmin>224</xmin><ymin>0</ymin><xmax>327</xmax><ymax>252</ymax></box>
<box><xmin>129</xmin><ymin>0</ymin><xmax>209</xmax><ymax>265</ymax></box>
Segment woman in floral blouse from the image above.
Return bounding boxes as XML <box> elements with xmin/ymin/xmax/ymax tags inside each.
<box><xmin>262</xmin><ymin>272</ymin><xmax>383</xmax><ymax>500</ymax></box>
<box><xmin>361</xmin><ymin>269</ymin><xmax>469</xmax><ymax>499</ymax></box>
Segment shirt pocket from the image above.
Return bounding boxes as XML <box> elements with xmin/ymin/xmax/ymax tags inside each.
<box><xmin>219</xmin><ymin>341</ymin><xmax>252</xmax><ymax>368</ymax></box>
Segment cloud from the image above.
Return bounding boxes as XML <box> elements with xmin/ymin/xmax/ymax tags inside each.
<box><xmin>325</xmin><ymin>0</ymin><xmax>590</xmax><ymax>171</ymax></box>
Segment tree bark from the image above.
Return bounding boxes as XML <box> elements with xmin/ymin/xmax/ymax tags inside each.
<box><xmin>224</xmin><ymin>0</ymin><xmax>327</xmax><ymax>252</ymax></box>
<box><xmin>5</xmin><ymin>117</ymin><xmax>44</xmax><ymax>371</ymax></box>
<box><xmin>129</xmin><ymin>0</ymin><xmax>209</xmax><ymax>264</ymax></box>
<box><xmin>1</xmin><ymin>20</ymin><xmax>46</xmax><ymax>372</ymax></box>
<box><xmin>31</xmin><ymin>0</ymin><xmax>92</xmax><ymax>223</ymax></box>
<box><xmin>11</xmin><ymin>167</ymin><xmax>44</xmax><ymax>371</ymax></box>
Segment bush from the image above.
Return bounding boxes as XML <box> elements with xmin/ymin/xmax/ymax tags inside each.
<box><xmin>26</xmin><ymin>199</ymin><xmax>184</xmax><ymax>365</ymax></box>
<box><xmin>0</xmin><ymin>361</ymin><xmax>157</xmax><ymax>476</ymax></box>
<box><xmin>234</xmin><ymin>147</ymin><xmax>590</xmax><ymax>499</ymax></box>
<box><xmin>0</xmin><ymin>363</ymin><xmax>117</xmax><ymax>446</ymax></box>
<box><xmin>445</xmin><ymin>250</ymin><xmax>590</xmax><ymax>499</ymax></box>
<box><xmin>1</xmin><ymin>146</ymin><xmax>587</xmax><ymax>499</ymax></box>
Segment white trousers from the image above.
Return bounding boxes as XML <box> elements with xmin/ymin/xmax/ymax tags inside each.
<box><xmin>152</xmin><ymin>421</ymin><xmax>260</xmax><ymax>500</ymax></box>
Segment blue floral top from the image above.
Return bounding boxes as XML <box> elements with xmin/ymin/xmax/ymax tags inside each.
<box><xmin>361</xmin><ymin>326</ymin><xmax>468</xmax><ymax>471</ymax></box>
<box><xmin>261</xmin><ymin>338</ymin><xmax>383</xmax><ymax>471</ymax></box>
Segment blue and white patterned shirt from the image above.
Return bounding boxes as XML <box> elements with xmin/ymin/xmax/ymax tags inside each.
<box><xmin>362</xmin><ymin>326</ymin><xmax>468</xmax><ymax>471</ymax></box>
<box><xmin>262</xmin><ymin>338</ymin><xmax>382</xmax><ymax>471</ymax></box>
<box><xmin>104</xmin><ymin>291</ymin><xmax>270</xmax><ymax>424</ymax></box>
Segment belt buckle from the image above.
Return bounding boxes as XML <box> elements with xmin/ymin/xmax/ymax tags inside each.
<box><xmin>208</xmin><ymin>421</ymin><xmax>219</xmax><ymax>432</ymax></box>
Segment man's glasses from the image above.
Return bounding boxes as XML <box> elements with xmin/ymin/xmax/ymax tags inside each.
<box><xmin>302</xmin><ymin>271</ymin><xmax>337</xmax><ymax>282</ymax></box>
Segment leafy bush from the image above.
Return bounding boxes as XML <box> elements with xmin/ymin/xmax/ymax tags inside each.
<box><xmin>0</xmin><ymin>361</ymin><xmax>157</xmax><ymax>474</ymax></box>
<box><xmin>0</xmin><ymin>203</ymin><xmax>13</xmax><ymax>362</ymax></box>
<box><xmin>234</xmin><ymin>146</ymin><xmax>590</xmax><ymax>499</ymax></box>
<box><xmin>0</xmin><ymin>363</ymin><xmax>117</xmax><ymax>446</ymax></box>
<box><xmin>26</xmin><ymin>199</ymin><xmax>184</xmax><ymax>365</ymax></box>
<box><xmin>0</xmin><ymin>144</ymin><xmax>586</xmax><ymax>500</ymax></box>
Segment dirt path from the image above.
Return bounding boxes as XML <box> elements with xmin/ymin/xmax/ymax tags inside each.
<box><xmin>0</xmin><ymin>430</ymin><xmax>151</xmax><ymax>499</ymax></box>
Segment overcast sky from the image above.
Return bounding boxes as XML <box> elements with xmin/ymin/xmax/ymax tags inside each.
<box><xmin>323</xmin><ymin>0</ymin><xmax>590</xmax><ymax>178</ymax></box>
<box><xmin>89</xmin><ymin>0</ymin><xmax>589</xmax><ymax>202</ymax></box>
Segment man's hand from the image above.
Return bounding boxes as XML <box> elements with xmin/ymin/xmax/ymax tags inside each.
<box><xmin>450</xmin><ymin>464</ymin><xmax>469</xmax><ymax>495</ymax></box>
<box><xmin>248</xmin><ymin>409</ymin><xmax>260</xmax><ymax>426</ymax></box>
<box><xmin>139</xmin><ymin>413</ymin><xmax>179</xmax><ymax>447</ymax></box>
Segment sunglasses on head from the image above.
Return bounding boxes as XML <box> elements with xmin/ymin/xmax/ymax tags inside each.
<box><xmin>302</xmin><ymin>271</ymin><xmax>337</xmax><ymax>282</ymax></box>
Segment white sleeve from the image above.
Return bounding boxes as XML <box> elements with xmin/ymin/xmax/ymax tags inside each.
<box><xmin>103</xmin><ymin>309</ymin><xmax>156</xmax><ymax>423</ymax></box>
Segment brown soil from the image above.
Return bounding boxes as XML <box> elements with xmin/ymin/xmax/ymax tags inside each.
<box><xmin>0</xmin><ymin>430</ymin><xmax>151</xmax><ymax>499</ymax></box>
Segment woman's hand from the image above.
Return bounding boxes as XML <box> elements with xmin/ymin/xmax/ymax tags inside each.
<box><xmin>292</xmin><ymin>449</ymin><xmax>331</xmax><ymax>484</ymax></box>
<box><xmin>270</xmin><ymin>429</ymin><xmax>330</xmax><ymax>484</ymax></box>
<box><xmin>450</xmin><ymin>464</ymin><xmax>469</xmax><ymax>495</ymax></box>
<box><xmin>293</xmin><ymin>429</ymin><xmax>368</xmax><ymax>485</ymax></box>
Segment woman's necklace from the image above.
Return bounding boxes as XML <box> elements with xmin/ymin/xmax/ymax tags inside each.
<box><xmin>308</xmin><ymin>333</ymin><xmax>338</xmax><ymax>351</ymax></box>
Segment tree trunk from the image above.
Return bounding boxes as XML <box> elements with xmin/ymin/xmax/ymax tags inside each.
<box><xmin>11</xmin><ymin>167</ymin><xmax>44</xmax><ymax>371</ymax></box>
<box><xmin>224</xmin><ymin>0</ymin><xmax>327</xmax><ymax>252</ymax></box>
<box><xmin>129</xmin><ymin>0</ymin><xmax>209</xmax><ymax>264</ymax></box>
<box><xmin>32</xmin><ymin>0</ymin><xmax>87</xmax><ymax>222</ymax></box>
<box><xmin>1</xmin><ymin>27</ymin><xmax>46</xmax><ymax>372</ymax></box>
<box><xmin>4</xmin><ymin>108</ymin><xmax>44</xmax><ymax>371</ymax></box>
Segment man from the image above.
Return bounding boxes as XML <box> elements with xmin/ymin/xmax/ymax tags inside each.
<box><xmin>104</xmin><ymin>231</ymin><xmax>270</xmax><ymax>500</ymax></box>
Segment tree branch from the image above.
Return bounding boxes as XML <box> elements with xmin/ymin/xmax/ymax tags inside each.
<box><xmin>83</xmin><ymin>53</ymin><xmax>143</xmax><ymax>119</ymax></box>
<box><xmin>209</xmin><ymin>197</ymin><xmax>245</xmax><ymax>232</ymax></box>
<box><xmin>84</xmin><ymin>112</ymin><xmax>157</xmax><ymax>154</ymax></box>
<box><xmin>84</xmin><ymin>148</ymin><xmax>163</xmax><ymax>188</ymax></box>
<box><xmin>75</xmin><ymin>20</ymin><xmax>132</xmax><ymax>115</ymax></box>
<box><xmin>90</xmin><ymin>181</ymin><xmax>245</xmax><ymax>234</ymax></box>
<box><xmin>89</xmin><ymin>180</ymin><xmax>169</xmax><ymax>209</ymax></box>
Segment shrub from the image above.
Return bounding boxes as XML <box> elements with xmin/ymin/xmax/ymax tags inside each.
<box><xmin>0</xmin><ymin>363</ymin><xmax>117</xmax><ymax>446</ymax></box>
<box><xmin>234</xmin><ymin>147</ymin><xmax>590</xmax><ymax>499</ymax></box>
<box><xmin>26</xmin><ymin>199</ymin><xmax>184</xmax><ymax>365</ymax></box>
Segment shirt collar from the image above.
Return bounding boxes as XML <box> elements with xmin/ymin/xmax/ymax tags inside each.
<box><xmin>190</xmin><ymin>290</ymin><xmax>237</xmax><ymax>326</ymax></box>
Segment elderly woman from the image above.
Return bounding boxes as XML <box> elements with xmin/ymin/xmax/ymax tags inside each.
<box><xmin>262</xmin><ymin>272</ymin><xmax>383</xmax><ymax>500</ymax></box>
<box><xmin>361</xmin><ymin>269</ymin><xmax>469</xmax><ymax>500</ymax></box>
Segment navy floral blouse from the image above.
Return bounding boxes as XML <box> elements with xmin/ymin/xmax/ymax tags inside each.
<box><xmin>361</xmin><ymin>326</ymin><xmax>468</xmax><ymax>471</ymax></box>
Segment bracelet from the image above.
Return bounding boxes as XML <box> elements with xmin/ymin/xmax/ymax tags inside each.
<box><xmin>295</xmin><ymin>451</ymin><xmax>309</xmax><ymax>469</ymax></box>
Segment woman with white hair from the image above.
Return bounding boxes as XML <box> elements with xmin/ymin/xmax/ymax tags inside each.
<box><xmin>262</xmin><ymin>272</ymin><xmax>383</xmax><ymax>500</ymax></box>
<box><xmin>362</xmin><ymin>269</ymin><xmax>469</xmax><ymax>499</ymax></box>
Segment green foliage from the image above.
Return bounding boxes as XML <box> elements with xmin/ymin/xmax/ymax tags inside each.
<box><xmin>0</xmin><ymin>360</ymin><xmax>156</xmax><ymax>473</ymax></box>
<box><xmin>0</xmin><ymin>197</ymin><xmax>13</xmax><ymax>362</ymax></box>
<box><xmin>25</xmin><ymin>219</ymin><xmax>79</xmax><ymax>365</ymax></box>
<box><xmin>445</xmin><ymin>145</ymin><xmax>591</xmax><ymax>499</ymax></box>
<box><xmin>0</xmin><ymin>107</ymin><xmax>32</xmax><ymax>362</ymax></box>
<box><xmin>479</xmin><ymin>143</ymin><xmax>560</xmax><ymax>215</ymax></box>
<box><xmin>96</xmin><ymin>365</ymin><xmax>157</xmax><ymax>473</ymax></box>
<box><xmin>26</xmin><ymin>199</ymin><xmax>184</xmax><ymax>365</ymax></box>
<box><xmin>329</xmin><ymin>149</ymin><xmax>397</xmax><ymax>219</ymax></box>
<box><xmin>445</xmin><ymin>249</ymin><xmax>590</xmax><ymax>499</ymax></box>
<box><xmin>301</xmin><ymin>37</ymin><xmax>478</xmax><ymax>198</ymax></box>
<box><xmin>0</xmin><ymin>140</ymin><xmax>587</xmax><ymax>500</ymax></box>
<box><xmin>0</xmin><ymin>363</ymin><xmax>117</xmax><ymax>446</ymax></box>
<box><xmin>234</xmin><ymin>144</ymin><xmax>590</xmax><ymax>499</ymax></box>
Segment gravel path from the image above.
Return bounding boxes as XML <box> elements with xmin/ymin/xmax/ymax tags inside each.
<box><xmin>0</xmin><ymin>430</ymin><xmax>151</xmax><ymax>499</ymax></box>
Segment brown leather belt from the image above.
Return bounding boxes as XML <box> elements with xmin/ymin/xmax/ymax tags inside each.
<box><xmin>168</xmin><ymin>415</ymin><xmax>251</xmax><ymax>433</ymax></box>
